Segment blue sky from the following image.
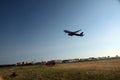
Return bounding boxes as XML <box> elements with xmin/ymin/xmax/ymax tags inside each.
<box><xmin>0</xmin><ymin>0</ymin><xmax>120</xmax><ymax>64</ymax></box>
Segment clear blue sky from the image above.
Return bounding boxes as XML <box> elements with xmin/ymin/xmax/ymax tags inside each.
<box><xmin>0</xmin><ymin>0</ymin><xmax>120</xmax><ymax>64</ymax></box>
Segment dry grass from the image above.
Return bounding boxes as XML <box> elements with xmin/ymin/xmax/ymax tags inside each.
<box><xmin>0</xmin><ymin>59</ymin><xmax>120</xmax><ymax>80</ymax></box>
<box><xmin>56</xmin><ymin>59</ymin><xmax>120</xmax><ymax>70</ymax></box>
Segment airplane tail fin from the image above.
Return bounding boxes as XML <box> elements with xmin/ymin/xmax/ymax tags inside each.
<box><xmin>79</xmin><ymin>32</ymin><xmax>84</xmax><ymax>36</ymax></box>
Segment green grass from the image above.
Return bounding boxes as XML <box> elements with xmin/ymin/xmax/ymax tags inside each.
<box><xmin>0</xmin><ymin>59</ymin><xmax>120</xmax><ymax>80</ymax></box>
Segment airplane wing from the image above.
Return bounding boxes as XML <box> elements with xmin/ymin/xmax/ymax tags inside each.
<box><xmin>74</xmin><ymin>30</ymin><xmax>81</xmax><ymax>33</ymax></box>
<box><xmin>64</xmin><ymin>30</ymin><xmax>81</xmax><ymax>33</ymax></box>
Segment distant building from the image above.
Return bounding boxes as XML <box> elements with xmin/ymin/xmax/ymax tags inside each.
<box><xmin>62</xmin><ymin>60</ymin><xmax>70</xmax><ymax>63</ymax></box>
<box><xmin>88</xmin><ymin>57</ymin><xmax>97</xmax><ymax>61</ymax></box>
<box><xmin>53</xmin><ymin>60</ymin><xmax>62</xmax><ymax>64</ymax></box>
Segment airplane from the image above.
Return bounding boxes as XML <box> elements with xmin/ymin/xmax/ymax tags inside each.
<box><xmin>64</xmin><ymin>29</ymin><xmax>84</xmax><ymax>37</ymax></box>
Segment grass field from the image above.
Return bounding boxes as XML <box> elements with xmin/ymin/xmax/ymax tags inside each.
<box><xmin>0</xmin><ymin>59</ymin><xmax>120</xmax><ymax>80</ymax></box>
